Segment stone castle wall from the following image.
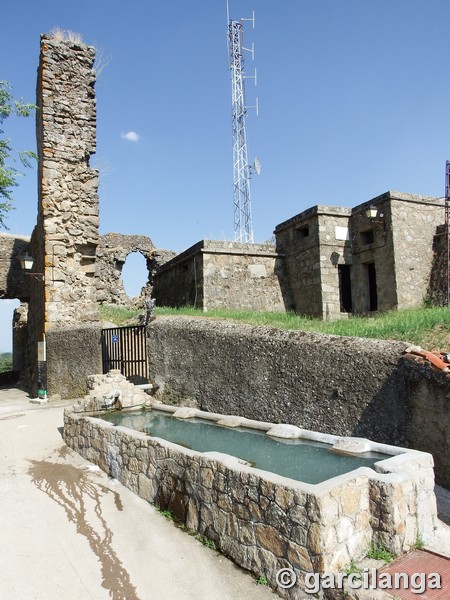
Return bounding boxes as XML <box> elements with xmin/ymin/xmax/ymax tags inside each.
<box><xmin>350</xmin><ymin>195</ymin><xmax>398</xmax><ymax>314</ymax></box>
<box><xmin>0</xmin><ymin>234</ymin><xmax>31</xmax><ymax>301</ymax></box>
<box><xmin>275</xmin><ymin>193</ymin><xmax>445</xmax><ymax>319</ymax></box>
<box><xmin>25</xmin><ymin>34</ymin><xmax>101</xmax><ymax>395</ymax></box>
<box><xmin>275</xmin><ymin>206</ymin><xmax>352</xmax><ymax>318</ymax></box>
<box><xmin>95</xmin><ymin>233</ymin><xmax>175</xmax><ymax>307</ymax></box>
<box><xmin>426</xmin><ymin>224</ymin><xmax>447</xmax><ymax>306</ymax></box>
<box><xmin>390</xmin><ymin>194</ymin><xmax>445</xmax><ymax>307</ymax></box>
<box><xmin>147</xmin><ymin>316</ymin><xmax>450</xmax><ymax>489</ymax></box>
<box><xmin>36</xmin><ymin>34</ymin><xmax>100</xmax><ymax>326</ymax></box>
<box><xmin>152</xmin><ymin>240</ymin><xmax>287</xmax><ymax>312</ymax></box>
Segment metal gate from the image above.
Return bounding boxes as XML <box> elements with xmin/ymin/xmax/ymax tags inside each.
<box><xmin>101</xmin><ymin>325</ymin><xmax>148</xmax><ymax>384</ymax></box>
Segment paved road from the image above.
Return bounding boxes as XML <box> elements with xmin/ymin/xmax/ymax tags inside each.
<box><xmin>0</xmin><ymin>388</ymin><xmax>275</xmax><ymax>600</ymax></box>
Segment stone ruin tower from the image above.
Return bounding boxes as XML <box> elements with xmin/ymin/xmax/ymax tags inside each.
<box><xmin>27</xmin><ymin>33</ymin><xmax>101</xmax><ymax>395</ymax></box>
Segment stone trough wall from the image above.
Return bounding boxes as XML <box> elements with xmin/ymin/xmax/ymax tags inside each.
<box><xmin>64</xmin><ymin>407</ymin><xmax>437</xmax><ymax>599</ymax></box>
<box><xmin>147</xmin><ymin>316</ymin><xmax>450</xmax><ymax>489</ymax></box>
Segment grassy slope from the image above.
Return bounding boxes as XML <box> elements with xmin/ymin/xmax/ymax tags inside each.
<box><xmin>99</xmin><ymin>304</ymin><xmax>450</xmax><ymax>351</ymax></box>
<box><xmin>156</xmin><ymin>306</ymin><xmax>450</xmax><ymax>350</ymax></box>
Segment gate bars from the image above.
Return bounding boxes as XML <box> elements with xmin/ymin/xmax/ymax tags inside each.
<box><xmin>101</xmin><ymin>325</ymin><xmax>149</xmax><ymax>384</ymax></box>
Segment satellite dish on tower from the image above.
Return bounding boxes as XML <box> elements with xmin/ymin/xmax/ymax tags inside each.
<box><xmin>252</xmin><ymin>156</ymin><xmax>261</xmax><ymax>175</ymax></box>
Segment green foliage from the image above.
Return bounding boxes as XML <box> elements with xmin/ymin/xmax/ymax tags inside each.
<box><xmin>413</xmin><ymin>532</ymin><xmax>425</xmax><ymax>550</ymax></box>
<box><xmin>345</xmin><ymin>559</ymin><xmax>362</xmax><ymax>577</ymax></box>
<box><xmin>367</xmin><ymin>543</ymin><xmax>395</xmax><ymax>563</ymax></box>
<box><xmin>195</xmin><ymin>534</ymin><xmax>216</xmax><ymax>550</ymax></box>
<box><xmin>98</xmin><ymin>303</ymin><xmax>142</xmax><ymax>326</ymax></box>
<box><xmin>155</xmin><ymin>305</ymin><xmax>450</xmax><ymax>349</ymax></box>
<box><xmin>0</xmin><ymin>352</ymin><xmax>13</xmax><ymax>373</ymax></box>
<box><xmin>0</xmin><ymin>80</ymin><xmax>37</xmax><ymax>229</ymax></box>
<box><xmin>255</xmin><ymin>575</ymin><xmax>270</xmax><ymax>586</ymax></box>
<box><xmin>155</xmin><ymin>507</ymin><xmax>174</xmax><ymax>521</ymax></box>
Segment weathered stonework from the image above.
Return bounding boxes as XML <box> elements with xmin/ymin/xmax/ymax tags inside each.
<box><xmin>152</xmin><ymin>239</ymin><xmax>288</xmax><ymax>312</ymax></box>
<box><xmin>275</xmin><ymin>192</ymin><xmax>445</xmax><ymax>319</ymax></box>
<box><xmin>36</xmin><ymin>34</ymin><xmax>99</xmax><ymax>326</ymax></box>
<box><xmin>25</xmin><ymin>34</ymin><xmax>101</xmax><ymax>395</ymax></box>
<box><xmin>147</xmin><ymin>316</ymin><xmax>450</xmax><ymax>489</ymax></box>
<box><xmin>64</xmin><ymin>404</ymin><xmax>438</xmax><ymax>599</ymax></box>
<box><xmin>275</xmin><ymin>206</ymin><xmax>352</xmax><ymax>318</ymax></box>
<box><xmin>426</xmin><ymin>224</ymin><xmax>447</xmax><ymax>306</ymax></box>
<box><xmin>72</xmin><ymin>369</ymin><xmax>157</xmax><ymax>412</ymax></box>
<box><xmin>0</xmin><ymin>234</ymin><xmax>31</xmax><ymax>301</ymax></box>
<box><xmin>45</xmin><ymin>324</ymin><xmax>103</xmax><ymax>399</ymax></box>
<box><xmin>95</xmin><ymin>232</ymin><xmax>175</xmax><ymax>307</ymax></box>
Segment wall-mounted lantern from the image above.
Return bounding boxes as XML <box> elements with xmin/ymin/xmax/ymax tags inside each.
<box><xmin>19</xmin><ymin>254</ymin><xmax>45</xmax><ymax>282</ymax></box>
<box><xmin>365</xmin><ymin>205</ymin><xmax>379</xmax><ymax>219</ymax></box>
<box><xmin>365</xmin><ymin>205</ymin><xmax>386</xmax><ymax>232</ymax></box>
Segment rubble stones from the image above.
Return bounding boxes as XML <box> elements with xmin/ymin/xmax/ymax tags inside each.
<box><xmin>73</xmin><ymin>370</ymin><xmax>158</xmax><ymax>413</ymax></box>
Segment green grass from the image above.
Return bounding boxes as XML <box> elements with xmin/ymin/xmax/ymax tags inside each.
<box><xmin>155</xmin><ymin>507</ymin><xmax>174</xmax><ymax>521</ymax></box>
<box><xmin>98</xmin><ymin>302</ymin><xmax>450</xmax><ymax>349</ymax></box>
<box><xmin>412</xmin><ymin>533</ymin><xmax>425</xmax><ymax>550</ymax></box>
<box><xmin>367</xmin><ymin>543</ymin><xmax>395</xmax><ymax>563</ymax></box>
<box><xmin>98</xmin><ymin>303</ymin><xmax>142</xmax><ymax>326</ymax></box>
<box><xmin>195</xmin><ymin>534</ymin><xmax>217</xmax><ymax>551</ymax></box>
<box><xmin>154</xmin><ymin>305</ymin><xmax>450</xmax><ymax>349</ymax></box>
<box><xmin>345</xmin><ymin>559</ymin><xmax>362</xmax><ymax>577</ymax></box>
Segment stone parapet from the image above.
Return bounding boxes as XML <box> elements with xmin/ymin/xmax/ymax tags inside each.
<box><xmin>64</xmin><ymin>406</ymin><xmax>438</xmax><ymax>599</ymax></box>
<box><xmin>152</xmin><ymin>239</ymin><xmax>287</xmax><ymax>312</ymax></box>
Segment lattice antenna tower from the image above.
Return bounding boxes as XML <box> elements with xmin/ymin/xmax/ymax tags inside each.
<box><xmin>227</xmin><ymin>2</ymin><xmax>259</xmax><ymax>243</ymax></box>
<box><xmin>445</xmin><ymin>161</ymin><xmax>450</xmax><ymax>304</ymax></box>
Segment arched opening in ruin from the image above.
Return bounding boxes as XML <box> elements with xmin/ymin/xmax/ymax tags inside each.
<box><xmin>121</xmin><ymin>251</ymin><xmax>149</xmax><ymax>300</ymax></box>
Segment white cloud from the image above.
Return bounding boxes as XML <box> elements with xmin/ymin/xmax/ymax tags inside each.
<box><xmin>121</xmin><ymin>131</ymin><xmax>140</xmax><ymax>142</ymax></box>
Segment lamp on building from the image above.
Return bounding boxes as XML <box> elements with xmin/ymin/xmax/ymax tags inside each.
<box><xmin>365</xmin><ymin>205</ymin><xmax>379</xmax><ymax>219</ymax></box>
<box><xmin>19</xmin><ymin>254</ymin><xmax>44</xmax><ymax>282</ymax></box>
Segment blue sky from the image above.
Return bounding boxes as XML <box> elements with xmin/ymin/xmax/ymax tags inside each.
<box><xmin>1</xmin><ymin>0</ymin><xmax>450</xmax><ymax>351</ymax></box>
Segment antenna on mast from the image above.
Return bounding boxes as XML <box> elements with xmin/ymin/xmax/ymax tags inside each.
<box><xmin>227</xmin><ymin>2</ymin><xmax>260</xmax><ymax>244</ymax></box>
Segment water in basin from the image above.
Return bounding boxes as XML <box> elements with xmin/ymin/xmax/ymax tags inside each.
<box><xmin>100</xmin><ymin>410</ymin><xmax>388</xmax><ymax>485</ymax></box>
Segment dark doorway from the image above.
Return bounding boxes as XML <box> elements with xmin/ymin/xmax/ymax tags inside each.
<box><xmin>366</xmin><ymin>262</ymin><xmax>378</xmax><ymax>311</ymax></box>
<box><xmin>338</xmin><ymin>265</ymin><xmax>353</xmax><ymax>313</ymax></box>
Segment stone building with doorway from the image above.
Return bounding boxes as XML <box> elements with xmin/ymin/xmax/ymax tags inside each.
<box><xmin>274</xmin><ymin>191</ymin><xmax>445</xmax><ymax>320</ymax></box>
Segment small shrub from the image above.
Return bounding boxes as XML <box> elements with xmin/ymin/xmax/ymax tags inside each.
<box><xmin>367</xmin><ymin>544</ymin><xmax>395</xmax><ymax>563</ymax></box>
<box><xmin>155</xmin><ymin>507</ymin><xmax>174</xmax><ymax>521</ymax></box>
<box><xmin>195</xmin><ymin>534</ymin><xmax>216</xmax><ymax>550</ymax></box>
<box><xmin>413</xmin><ymin>533</ymin><xmax>425</xmax><ymax>550</ymax></box>
<box><xmin>0</xmin><ymin>352</ymin><xmax>13</xmax><ymax>374</ymax></box>
<box><xmin>345</xmin><ymin>559</ymin><xmax>362</xmax><ymax>578</ymax></box>
<box><xmin>255</xmin><ymin>575</ymin><xmax>269</xmax><ymax>586</ymax></box>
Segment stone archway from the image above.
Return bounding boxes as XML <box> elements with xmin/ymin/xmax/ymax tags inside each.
<box><xmin>96</xmin><ymin>233</ymin><xmax>156</xmax><ymax>307</ymax></box>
